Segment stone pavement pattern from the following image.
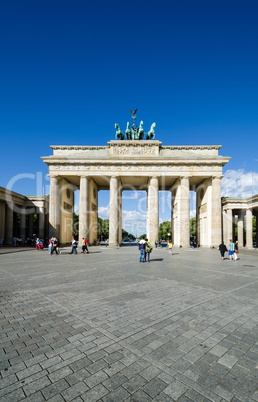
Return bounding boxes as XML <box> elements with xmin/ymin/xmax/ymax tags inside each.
<box><xmin>0</xmin><ymin>246</ymin><xmax>258</xmax><ymax>402</ymax></box>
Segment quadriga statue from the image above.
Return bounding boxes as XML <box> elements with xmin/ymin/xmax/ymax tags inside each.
<box><xmin>115</xmin><ymin>123</ymin><xmax>125</xmax><ymax>140</ymax></box>
<box><xmin>138</xmin><ymin>120</ymin><xmax>144</xmax><ymax>140</ymax></box>
<box><xmin>125</xmin><ymin>122</ymin><xmax>132</xmax><ymax>140</ymax></box>
<box><xmin>146</xmin><ymin>122</ymin><xmax>156</xmax><ymax>140</ymax></box>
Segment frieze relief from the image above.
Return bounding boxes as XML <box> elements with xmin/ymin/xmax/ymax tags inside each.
<box><xmin>51</xmin><ymin>164</ymin><xmax>221</xmax><ymax>172</ymax></box>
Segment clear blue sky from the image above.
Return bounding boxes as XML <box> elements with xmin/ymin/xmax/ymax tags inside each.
<box><xmin>1</xmin><ymin>0</ymin><xmax>258</xmax><ymax>234</ymax></box>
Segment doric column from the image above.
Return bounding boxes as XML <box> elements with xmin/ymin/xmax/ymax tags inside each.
<box><xmin>38</xmin><ymin>206</ymin><xmax>45</xmax><ymax>239</ymax></box>
<box><xmin>170</xmin><ymin>188</ymin><xmax>174</xmax><ymax>244</ymax></box>
<box><xmin>255</xmin><ymin>212</ymin><xmax>258</xmax><ymax>246</ymax></box>
<box><xmin>237</xmin><ymin>209</ymin><xmax>244</xmax><ymax>247</ymax></box>
<box><xmin>180</xmin><ymin>176</ymin><xmax>190</xmax><ymax>247</ymax></box>
<box><xmin>118</xmin><ymin>183</ymin><xmax>122</xmax><ymax>244</ymax></box>
<box><xmin>225</xmin><ymin>209</ymin><xmax>233</xmax><ymax>244</ymax></box>
<box><xmin>109</xmin><ymin>176</ymin><xmax>119</xmax><ymax>247</ymax></box>
<box><xmin>49</xmin><ymin>176</ymin><xmax>61</xmax><ymax>238</ymax></box>
<box><xmin>20</xmin><ymin>208</ymin><xmax>27</xmax><ymax>242</ymax></box>
<box><xmin>211</xmin><ymin>176</ymin><xmax>222</xmax><ymax>246</ymax></box>
<box><xmin>0</xmin><ymin>201</ymin><xmax>6</xmax><ymax>241</ymax></box>
<box><xmin>222</xmin><ymin>209</ymin><xmax>227</xmax><ymax>243</ymax></box>
<box><xmin>5</xmin><ymin>202</ymin><xmax>14</xmax><ymax>245</ymax></box>
<box><xmin>246</xmin><ymin>208</ymin><xmax>253</xmax><ymax>248</ymax></box>
<box><xmin>28</xmin><ymin>213</ymin><xmax>34</xmax><ymax>237</ymax></box>
<box><xmin>147</xmin><ymin>176</ymin><xmax>159</xmax><ymax>245</ymax></box>
<box><xmin>79</xmin><ymin>176</ymin><xmax>89</xmax><ymax>242</ymax></box>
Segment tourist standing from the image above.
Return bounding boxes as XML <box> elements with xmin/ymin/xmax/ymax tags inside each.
<box><xmin>145</xmin><ymin>238</ymin><xmax>152</xmax><ymax>263</ymax></box>
<box><xmin>218</xmin><ymin>242</ymin><xmax>227</xmax><ymax>260</ymax></box>
<box><xmin>139</xmin><ymin>239</ymin><xmax>146</xmax><ymax>262</ymax></box>
<box><xmin>228</xmin><ymin>239</ymin><xmax>235</xmax><ymax>260</ymax></box>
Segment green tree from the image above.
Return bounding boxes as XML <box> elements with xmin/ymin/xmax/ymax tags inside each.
<box><xmin>73</xmin><ymin>213</ymin><xmax>79</xmax><ymax>238</ymax></box>
<box><xmin>138</xmin><ymin>234</ymin><xmax>146</xmax><ymax>240</ymax></box>
<box><xmin>122</xmin><ymin>229</ymin><xmax>136</xmax><ymax>240</ymax></box>
<box><xmin>190</xmin><ymin>217</ymin><xmax>196</xmax><ymax>238</ymax></box>
<box><xmin>98</xmin><ymin>217</ymin><xmax>109</xmax><ymax>240</ymax></box>
<box><xmin>158</xmin><ymin>221</ymin><xmax>171</xmax><ymax>240</ymax></box>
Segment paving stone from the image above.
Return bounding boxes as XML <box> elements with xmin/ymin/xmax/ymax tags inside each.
<box><xmin>152</xmin><ymin>392</ymin><xmax>175</xmax><ymax>401</ymax></box>
<box><xmin>101</xmin><ymin>385</ymin><xmax>131</xmax><ymax>401</ymax></box>
<box><xmin>218</xmin><ymin>354</ymin><xmax>239</xmax><ymax>369</ymax></box>
<box><xmin>21</xmin><ymin>390</ymin><xmax>46</xmax><ymax>402</ymax></box>
<box><xmin>163</xmin><ymin>380</ymin><xmax>188</xmax><ymax>400</ymax></box>
<box><xmin>41</xmin><ymin>378</ymin><xmax>70</xmax><ymax>399</ymax></box>
<box><xmin>84</xmin><ymin>370</ymin><xmax>109</xmax><ymax>388</ymax></box>
<box><xmin>0</xmin><ymin>387</ymin><xmax>26</xmax><ymax>402</ymax></box>
<box><xmin>81</xmin><ymin>384</ymin><xmax>109</xmax><ymax>401</ymax></box>
<box><xmin>23</xmin><ymin>375</ymin><xmax>51</xmax><ymax>396</ymax></box>
<box><xmin>142</xmin><ymin>377</ymin><xmax>167</xmax><ymax>398</ymax></box>
<box><xmin>123</xmin><ymin>389</ymin><xmax>152</xmax><ymax>401</ymax></box>
<box><xmin>139</xmin><ymin>365</ymin><xmax>162</xmax><ymax>381</ymax></box>
<box><xmin>48</xmin><ymin>366</ymin><xmax>74</xmax><ymax>383</ymax></box>
<box><xmin>1</xmin><ymin>247</ymin><xmax>258</xmax><ymax>401</ymax></box>
<box><xmin>61</xmin><ymin>381</ymin><xmax>89</xmax><ymax>401</ymax></box>
<box><xmin>16</xmin><ymin>363</ymin><xmax>42</xmax><ymax>381</ymax></box>
<box><xmin>102</xmin><ymin>372</ymin><xmax>128</xmax><ymax>391</ymax></box>
<box><xmin>64</xmin><ymin>368</ymin><xmax>90</xmax><ymax>386</ymax></box>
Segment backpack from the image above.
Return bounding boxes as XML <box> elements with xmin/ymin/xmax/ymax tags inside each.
<box><xmin>146</xmin><ymin>242</ymin><xmax>152</xmax><ymax>252</ymax></box>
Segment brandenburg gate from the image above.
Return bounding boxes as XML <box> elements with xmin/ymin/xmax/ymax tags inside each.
<box><xmin>42</xmin><ymin>115</ymin><xmax>230</xmax><ymax>247</ymax></box>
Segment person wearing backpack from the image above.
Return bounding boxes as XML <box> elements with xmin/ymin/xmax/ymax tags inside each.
<box><xmin>145</xmin><ymin>238</ymin><xmax>152</xmax><ymax>263</ymax></box>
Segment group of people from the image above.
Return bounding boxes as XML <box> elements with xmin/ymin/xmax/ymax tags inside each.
<box><xmin>219</xmin><ymin>239</ymin><xmax>239</xmax><ymax>261</ymax></box>
<box><xmin>138</xmin><ymin>238</ymin><xmax>152</xmax><ymax>262</ymax></box>
<box><xmin>48</xmin><ymin>237</ymin><xmax>60</xmax><ymax>254</ymax></box>
<box><xmin>35</xmin><ymin>238</ymin><xmax>44</xmax><ymax>250</ymax></box>
<box><xmin>139</xmin><ymin>238</ymin><xmax>174</xmax><ymax>263</ymax></box>
<box><xmin>69</xmin><ymin>237</ymin><xmax>89</xmax><ymax>255</ymax></box>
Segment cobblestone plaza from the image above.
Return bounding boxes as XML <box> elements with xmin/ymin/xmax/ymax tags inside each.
<box><xmin>0</xmin><ymin>246</ymin><xmax>258</xmax><ymax>401</ymax></box>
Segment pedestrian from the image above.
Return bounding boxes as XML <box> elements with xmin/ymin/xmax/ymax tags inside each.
<box><xmin>48</xmin><ymin>239</ymin><xmax>53</xmax><ymax>254</ymax></box>
<box><xmin>84</xmin><ymin>238</ymin><xmax>89</xmax><ymax>253</ymax></box>
<box><xmin>52</xmin><ymin>238</ymin><xmax>59</xmax><ymax>254</ymax></box>
<box><xmin>145</xmin><ymin>238</ymin><xmax>152</xmax><ymax>263</ymax></box>
<box><xmin>139</xmin><ymin>239</ymin><xmax>146</xmax><ymax>262</ymax></box>
<box><xmin>233</xmin><ymin>241</ymin><xmax>239</xmax><ymax>260</ymax></box>
<box><xmin>167</xmin><ymin>239</ymin><xmax>173</xmax><ymax>255</ymax></box>
<box><xmin>218</xmin><ymin>241</ymin><xmax>227</xmax><ymax>260</ymax></box>
<box><xmin>228</xmin><ymin>239</ymin><xmax>235</xmax><ymax>260</ymax></box>
<box><xmin>69</xmin><ymin>238</ymin><xmax>78</xmax><ymax>254</ymax></box>
<box><xmin>35</xmin><ymin>238</ymin><xmax>41</xmax><ymax>250</ymax></box>
<box><xmin>81</xmin><ymin>238</ymin><xmax>89</xmax><ymax>253</ymax></box>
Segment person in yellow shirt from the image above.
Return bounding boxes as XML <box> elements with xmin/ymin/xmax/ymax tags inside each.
<box><xmin>145</xmin><ymin>238</ymin><xmax>152</xmax><ymax>263</ymax></box>
<box><xmin>168</xmin><ymin>239</ymin><xmax>173</xmax><ymax>255</ymax></box>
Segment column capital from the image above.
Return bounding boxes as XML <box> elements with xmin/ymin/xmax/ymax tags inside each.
<box><xmin>49</xmin><ymin>174</ymin><xmax>60</xmax><ymax>182</ymax></box>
